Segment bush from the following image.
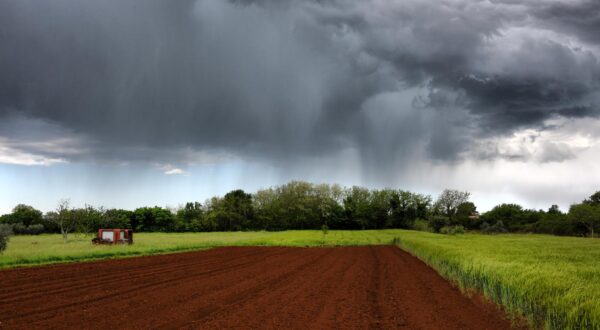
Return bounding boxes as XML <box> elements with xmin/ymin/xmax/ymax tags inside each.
<box><xmin>439</xmin><ymin>225</ymin><xmax>465</xmax><ymax>235</ymax></box>
<box><xmin>412</xmin><ymin>219</ymin><xmax>433</xmax><ymax>232</ymax></box>
<box><xmin>429</xmin><ymin>215</ymin><xmax>450</xmax><ymax>232</ymax></box>
<box><xmin>0</xmin><ymin>223</ymin><xmax>13</xmax><ymax>253</ymax></box>
<box><xmin>26</xmin><ymin>224</ymin><xmax>45</xmax><ymax>235</ymax></box>
<box><xmin>188</xmin><ymin>217</ymin><xmax>217</xmax><ymax>232</ymax></box>
<box><xmin>481</xmin><ymin>220</ymin><xmax>508</xmax><ymax>234</ymax></box>
<box><xmin>10</xmin><ymin>223</ymin><xmax>45</xmax><ymax>235</ymax></box>
<box><xmin>11</xmin><ymin>222</ymin><xmax>27</xmax><ymax>234</ymax></box>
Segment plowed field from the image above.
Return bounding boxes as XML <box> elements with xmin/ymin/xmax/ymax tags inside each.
<box><xmin>0</xmin><ymin>246</ymin><xmax>514</xmax><ymax>329</ymax></box>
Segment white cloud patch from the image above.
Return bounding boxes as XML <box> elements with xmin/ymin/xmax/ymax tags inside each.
<box><xmin>165</xmin><ymin>168</ymin><xmax>185</xmax><ymax>175</ymax></box>
<box><xmin>471</xmin><ymin>116</ymin><xmax>598</xmax><ymax>162</ymax></box>
<box><xmin>157</xmin><ymin>164</ymin><xmax>189</xmax><ymax>176</ymax></box>
<box><xmin>0</xmin><ymin>139</ymin><xmax>66</xmax><ymax>166</ymax></box>
<box><xmin>0</xmin><ymin>115</ymin><xmax>85</xmax><ymax>166</ymax></box>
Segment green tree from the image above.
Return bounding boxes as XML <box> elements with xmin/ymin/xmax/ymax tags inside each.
<box><xmin>133</xmin><ymin>207</ymin><xmax>175</xmax><ymax>232</ymax></box>
<box><xmin>253</xmin><ymin>188</ymin><xmax>279</xmax><ymax>230</ymax></box>
<box><xmin>73</xmin><ymin>205</ymin><xmax>104</xmax><ymax>234</ymax></box>
<box><xmin>0</xmin><ymin>223</ymin><xmax>12</xmax><ymax>254</ymax></box>
<box><xmin>222</xmin><ymin>189</ymin><xmax>254</xmax><ymax>231</ymax></box>
<box><xmin>103</xmin><ymin>209</ymin><xmax>133</xmax><ymax>229</ymax></box>
<box><xmin>1</xmin><ymin>204</ymin><xmax>43</xmax><ymax>226</ymax></box>
<box><xmin>584</xmin><ymin>191</ymin><xmax>600</xmax><ymax>206</ymax></box>
<box><xmin>548</xmin><ymin>204</ymin><xmax>561</xmax><ymax>215</ymax></box>
<box><xmin>455</xmin><ymin>202</ymin><xmax>477</xmax><ymax>228</ymax></box>
<box><xmin>534</xmin><ymin>206</ymin><xmax>572</xmax><ymax>236</ymax></box>
<box><xmin>206</xmin><ymin>190</ymin><xmax>254</xmax><ymax>231</ymax></box>
<box><xmin>343</xmin><ymin>186</ymin><xmax>372</xmax><ymax>229</ymax></box>
<box><xmin>569</xmin><ymin>203</ymin><xmax>600</xmax><ymax>238</ymax></box>
<box><xmin>176</xmin><ymin>202</ymin><xmax>204</xmax><ymax>231</ymax></box>
<box><xmin>480</xmin><ymin>203</ymin><xmax>540</xmax><ymax>232</ymax></box>
<box><xmin>369</xmin><ymin>189</ymin><xmax>394</xmax><ymax>229</ymax></box>
<box><xmin>434</xmin><ymin>189</ymin><xmax>470</xmax><ymax>220</ymax></box>
<box><xmin>390</xmin><ymin>191</ymin><xmax>432</xmax><ymax>228</ymax></box>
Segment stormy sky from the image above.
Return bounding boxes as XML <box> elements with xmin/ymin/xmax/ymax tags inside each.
<box><xmin>1</xmin><ymin>0</ymin><xmax>600</xmax><ymax>213</ymax></box>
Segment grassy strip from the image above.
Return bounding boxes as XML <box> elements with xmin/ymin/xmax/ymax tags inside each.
<box><xmin>394</xmin><ymin>231</ymin><xmax>600</xmax><ymax>330</ymax></box>
<box><xmin>0</xmin><ymin>230</ymin><xmax>403</xmax><ymax>269</ymax></box>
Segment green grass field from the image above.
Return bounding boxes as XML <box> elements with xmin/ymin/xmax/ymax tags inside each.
<box><xmin>395</xmin><ymin>231</ymin><xmax>600</xmax><ymax>330</ymax></box>
<box><xmin>0</xmin><ymin>230</ymin><xmax>401</xmax><ymax>269</ymax></box>
<box><xmin>1</xmin><ymin>230</ymin><xmax>599</xmax><ymax>329</ymax></box>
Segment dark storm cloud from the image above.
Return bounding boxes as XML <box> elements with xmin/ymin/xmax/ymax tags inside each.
<box><xmin>0</xmin><ymin>0</ymin><xmax>599</xmax><ymax>167</ymax></box>
<box><xmin>534</xmin><ymin>1</ymin><xmax>600</xmax><ymax>44</ymax></box>
<box><xmin>454</xmin><ymin>74</ymin><xmax>598</xmax><ymax>132</ymax></box>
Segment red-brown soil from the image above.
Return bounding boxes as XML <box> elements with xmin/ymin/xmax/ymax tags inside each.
<box><xmin>0</xmin><ymin>246</ymin><xmax>516</xmax><ymax>329</ymax></box>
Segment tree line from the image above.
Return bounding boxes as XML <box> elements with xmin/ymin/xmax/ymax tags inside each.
<box><xmin>1</xmin><ymin>181</ymin><xmax>599</xmax><ymax>242</ymax></box>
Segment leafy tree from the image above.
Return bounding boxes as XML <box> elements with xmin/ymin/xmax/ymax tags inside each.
<box><xmin>222</xmin><ymin>190</ymin><xmax>254</xmax><ymax>230</ymax></box>
<box><xmin>343</xmin><ymin>186</ymin><xmax>372</xmax><ymax>229</ymax></box>
<box><xmin>314</xmin><ymin>183</ymin><xmax>345</xmax><ymax>228</ymax></box>
<box><xmin>176</xmin><ymin>202</ymin><xmax>204</xmax><ymax>231</ymax></box>
<box><xmin>584</xmin><ymin>191</ymin><xmax>600</xmax><ymax>206</ymax></box>
<box><xmin>531</xmin><ymin>205</ymin><xmax>573</xmax><ymax>236</ymax></box>
<box><xmin>548</xmin><ymin>204</ymin><xmax>561</xmax><ymax>215</ymax></box>
<box><xmin>434</xmin><ymin>189</ymin><xmax>470</xmax><ymax>220</ymax></box>
<box><xmin>389</xmin><ymin>191</ymin><xmax>430</xmax><ymax>228</ymax></box>
<box><xmin>271</xmin><ymin>181</ymin><xmax>321</xmax><ymax>230</ymax></box>
<box><xmin>253</xmin><ymin>188</ymin><xmax>279</xmax><ymax>230</ymax></box>
<box><xmin>1</xmin><ymin>204</ymin><xmax>43</xmax><ymax>226</ymax></box>
<box><xmin>72</xmin><ymin>205</ymin><xmax>104</xmax><ymax>234</ymax></box>
<box><xmin>205</xmin><ymin>190</ymin><xmax>255</xmax><ymax>231</ymax></box>
<box><xmin>454</xmin><ymin>202</ymin><xmax>480</xmax><ymax>229</ymax></box>
<box><xmin>133</xmin><ymin>207</ymin><xmax>175</xmax><ymax>232</ymax></box>
<box><xmin>569</xmin><ymin>203</ymin><xmax>600</xmax><ymax>238</ymax></box>
<box><xmin>369</xmin><ymin>189</ymin><xmax>394</xmax><ymax>229</ymax></box>
<box><xmin>102</xmin><ymin>209</ymin><xmax>133</xmax><ymax>229</ymax></box>
<box><xmin>0</xmin><ymin>223</ymin><xmax>13</xmax><ymax>253</ymax></box>
<box><xmin>480</xmin><ymin>203</ymin><xmax>541</xmax><ymax>232</ymax></box>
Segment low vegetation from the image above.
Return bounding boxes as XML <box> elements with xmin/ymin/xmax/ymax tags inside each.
<box><xmin>395</xmin><ymin>231</ymin><xmax>600</xmax><ymax>329</ymax></box>
<box><xmin>0</xmin><ymin>230</ymin><xmax>402</xmax><ymax>268</ymax></box>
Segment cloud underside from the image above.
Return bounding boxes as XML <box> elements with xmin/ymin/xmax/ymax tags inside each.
<box><xmin>0</xmin><ymin>0</ymin><xmax>599</xmax><ymax>172</ymax></box>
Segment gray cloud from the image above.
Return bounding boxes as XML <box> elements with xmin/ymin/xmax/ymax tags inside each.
<box><xmin>0</xmin><ymin>0</ymin><xmax>599</xmax><ymax>171</ymax></box>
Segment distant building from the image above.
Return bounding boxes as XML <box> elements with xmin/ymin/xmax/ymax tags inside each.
<box><xmin>468</xmin><ymin>211</ymin><xmax>480</xmax><ymax>220</ymax></box>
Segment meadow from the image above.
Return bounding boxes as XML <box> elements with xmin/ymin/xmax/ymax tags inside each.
<box><xmin>0</xmin><ymin>230</ymin><xmax>401</xmax><ymax>269</ymax></box>
<box><xmin>1</xmin><ymin>230</ymin><xmax>599</xmax><ymax>329</ymax></box>
<box><xmin>396</xmin><ymin>232</ymin><xmax>600</xmax><ymax>329</ymax></box>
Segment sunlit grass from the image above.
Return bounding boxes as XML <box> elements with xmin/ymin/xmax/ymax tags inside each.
<box><xmin>394</xmin><ymin>231</ymin><xmax>600</xmax><ymax>329</ymax></box>
<box><xmin>0</xmin><ymin>230</ymin><xmax>403</xmax><ymax>268</ymax></box>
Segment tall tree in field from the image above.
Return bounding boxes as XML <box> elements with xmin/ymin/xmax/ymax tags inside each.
<box><xmin>49</xmin><ymin>199</ymin><xmax>78</xmax><ymax>243</ymax></box>
<box><xmin>434</xmin><ymin>189</ymin><xmax>471</xmax><ymax>220</ymax></box>
<box><xmin>570</xmin><ymin>197</ymin><xmax>600</xmax><ymax>238</ymax></box>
